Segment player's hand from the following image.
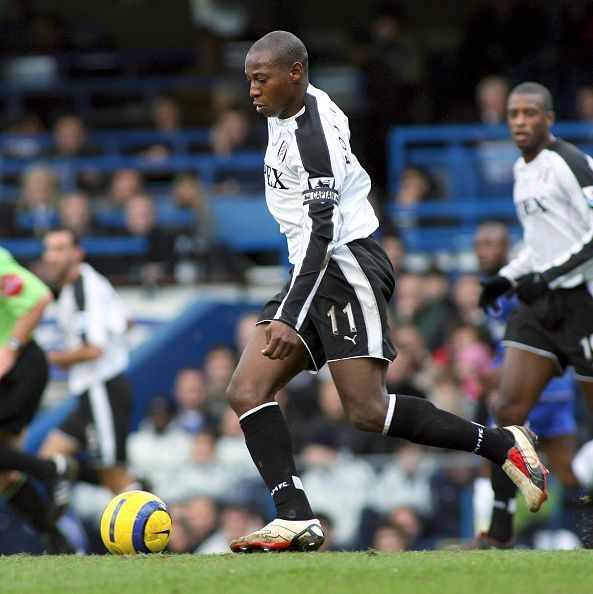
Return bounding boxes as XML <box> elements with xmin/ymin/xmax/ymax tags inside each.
<box><xmin>515</xmin><ymin>272</ymin><xmax>547</xmax><ymax>304</ymax></box>
<box><xmin>261</xmin><ymin>320</ymin><xmax>298</xmax><ymax>360</ymax></box>
<box><xmin>0</xmin><ymin>346</ymin><xmax>17</xmax><ymax>380</ymax></box>
<box><xmin>478</xmin><ymin>275</ymin><xmax>512</xmax><ymax>311</ymax></box>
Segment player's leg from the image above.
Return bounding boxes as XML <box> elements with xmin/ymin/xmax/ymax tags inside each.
<box><xmin>328</xmin><ymin>356</ymin><xmax>547</xmax><ymax>513</ymax></box>
<box><xmin>227</xmin><ymin>323</ymin><xmax>325</xmax><ymax>552</ymax></box>
<box><xmin>485</xmin><ymin>346</ymin><xmax>557</xmax><ymax>545</ymax></box>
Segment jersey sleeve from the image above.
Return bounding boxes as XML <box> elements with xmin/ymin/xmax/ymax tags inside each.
<box><xmin>273</xmin><ymin>94</ymin><xmax>345</xmax><ymax>330</ymax></box>
<box><xmin>540</xmin><ymin>143</ymin><xmax>593</xmax><ymax>288</ymax></box>
<box><xmin>0</xmin><ymin>248</ymin><xmax>51</xmax><ymax>319</ymax></box>
<box><xmin>499</xmin><ymin>242</ymin><xmax>538</xmax><ymax>283</ymax></box>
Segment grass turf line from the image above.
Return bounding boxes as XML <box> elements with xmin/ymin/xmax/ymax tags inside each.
<box><xmin>1</xmin><ymin>550</ymin><xmax>592</xmax><ymax>594</ymax></box>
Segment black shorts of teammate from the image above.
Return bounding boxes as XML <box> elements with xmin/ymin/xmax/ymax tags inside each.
<box><xmin>0</xmin><ymin>341</ymin><xmax>48</xmax><ymax>436</ymax></box>
<box><xmin>259</xmin><ymin>236</ymin><xmax>397</xmax><ymax>371</ymax></box>
<box><xmin>59</xmin><ymin>374</ymin><xmax>133</xmax><ymax>467</ymax></box>
<box><xmin>503</xmin><ymin>284</ymin><xmax>593</xmax><ymax>381</ymax></box>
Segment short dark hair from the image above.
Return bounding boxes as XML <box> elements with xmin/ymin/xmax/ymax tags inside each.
<box><xmin>510</xmin><ymin>82</ymin><xmax>553</xmax><ymax>111</ymax></box>
<box><xmin>247</xmin><ymin>30</ymin><xmax>308</xmax><ymax>74</ymax></box>
<box><xmin>46</xmin><ymin>227</ymin><xmax>81</xmax><ymax>246</ymax></box>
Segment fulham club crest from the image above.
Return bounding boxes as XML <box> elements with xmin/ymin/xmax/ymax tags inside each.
<box><xmin>277</xmin><ymin>140</ymin><xmax>288</xmax><ymax>163</ymax></box>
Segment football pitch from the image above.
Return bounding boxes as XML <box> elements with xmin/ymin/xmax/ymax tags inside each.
<box><xmin>1</xmin><ymin>550</ymin><xmax>592</xmax><ymax>594</ymax></box>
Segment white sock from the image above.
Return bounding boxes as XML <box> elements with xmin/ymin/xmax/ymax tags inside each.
<box><xmin>572</xmin><ymin>439</ymin><xmax>593</xmax><ymax>488</ymax></box>
<box><xmin>473</xmin><ymin>476</ymin><xmax>494</xmax><ymax>535</ymax></box>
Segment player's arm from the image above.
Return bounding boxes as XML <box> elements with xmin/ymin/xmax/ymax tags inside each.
<box><xmin>46</xmin><ymin>343</ymin><xmax>102</xmax><ymax>368</ymax></box>
<box><xmin>265</xmin><ymin>101</ymin><xmax>344</xmax><ymax>359</ymax></box>
<box><xmin>0</xmin><ymin>254</ymin><xmax>53</xmax><ymax>378</ymax></box>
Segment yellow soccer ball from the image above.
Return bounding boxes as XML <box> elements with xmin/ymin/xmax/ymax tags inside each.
<box><xmin>100</xmin><ymin>490</ymin><xmax>172</xmax><ymax>555</ymax></box>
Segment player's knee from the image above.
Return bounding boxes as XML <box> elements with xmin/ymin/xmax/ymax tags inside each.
<box><xmin>491</xmin><ymin>396</ymin><xmax>528</xmax><ymax>426</ymax></box>
<box><xmin>344</xmin><ymin>399</ymin><xmax>385</xmax><ymax>433</ymax></box>
<box><xmin>226</xmin><ymin>373</ymin><xmax>272</xmax><ymax>416</ymax></box>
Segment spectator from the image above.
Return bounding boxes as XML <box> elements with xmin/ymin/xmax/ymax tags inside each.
<box><xmin>182</xmin><ymin>495</ymin><xmax>219</xmax><ymax>550</ymax></box>
<box><xmin>196</xmin><ymin>504</ymin><xmax>264</xmax><ymax>554</ymax></box>
<box><xmin>369</xmin><ymin>443</ymin><xmax>434</xmax><ymax>519</ymax></box>
<box><xmin>172</xmin><ymin>367</ymin><xmax>214</xmax><ymax>435</ymax></box>
<box><xmin>58</xmin><ymin>190</ymin><xmax>100</xmax><ymax>238</ymax></box>
<box><xmin>202</xmin><ymin>344</ymin><xmax>237</xmax><ymax>421</ymax></box>
<box><xmin>126</xmin><ymin>395</ymin><xmax>192</xmax><ymax>493</ymax></box>
<box><xmin>2</xmin><ymin>112</ymin><xmax>46</xmax><ymax>159</ymax></box>
<box><xmin>300</xmin><ymin>428</ymin><xmax>375</xmax><ymax>550</ymax></box>
<box><xmin>14</xmin><ymin>163</ymin><xmax>60</xmax><ymax>237</ymax></box>
<box><xmin>123</xmin><ymin>193</ymin><xmax>176</xmax><ymax>286</ymax></box>
<box><xmin>575</xmin><ymin>84</ymin><xmax>593</xmax><ymax>122</ymax></box>
<box><xmin>209</xmin><ymin>107</ymin><xmax>264</xmax><ymax>195</ymax></box>
<box><xmin>233</xmin><ymin>311</ymin><xmax>260</xmax><ymax>354</ymax></box>
<box><xmin>102</xmin><ymin>169</ymin><xmax>145</xmax><ymax>211</ymax></box>
<box><xmin>141</xmin><ymin>95</ymin><xmax>184</xmax><ymax>159</ymax></box>
<box><xmin>371</xmin><ymin>520</ymin><xmax>411</xmax><ymax>552</ymax></box>
<box><xmin>43</xmin><ymin>114</ymin><xmax>105</xmax><ymax>195</ymax></box>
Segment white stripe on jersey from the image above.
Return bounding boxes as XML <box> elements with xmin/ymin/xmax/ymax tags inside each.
<box><xmin>332</xmin><ymin>245</ymin><xmax>383</xmax><ymax>357</ymax></box>
<box><xmin>88</xmin><ymin>381</ymin><xmax>116</xmax><ymax>466</ymax></box>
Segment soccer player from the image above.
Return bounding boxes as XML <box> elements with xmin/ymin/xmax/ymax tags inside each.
<box><xmin>39</xmin><ymin>229</ymin><xmax>142</xmax><ymax>496</ymax></box>
<box><xmin>478</xmin><ymin>82</ymin><xmax>593</xmax><ymax>547</ymax></box>
<box><xmin>0</xmin><ymin>246</ymin><xmax>75</xmax><ymax>551</ymax></box>
<box><xmin>469</xmin><ymin>222</ymin><xmax>593</xmax><ymax>547</ymax></box>
<box><xmin>226</xmin><ymin>31</ymin><xmax>548</xmax><ymax>553</ymax></box>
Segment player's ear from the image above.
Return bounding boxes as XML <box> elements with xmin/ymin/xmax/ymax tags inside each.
<box><xmin>289</xmin><ymin>62</ymin><xmax>305</xmax><ymax>83</ymax></box>
<box><xmin>546</xmin><ymin>110</ymin><xmax>556</xmax><ymax>127</ymax></box>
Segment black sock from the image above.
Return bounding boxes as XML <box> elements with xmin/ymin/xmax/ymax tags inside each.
<box><xmin>4</xmin><ymin>474</ymin><xmax>53</xmax><ymax>534</ymax></box>
<box><xmin>0</xmin><ymin>442</ymin><xmax>55</xmax><ymax>481</ymax></box>
<box><xmin>240</xmin><ymin>403</ymin><xmax>314</xmax><ymax>521</ymax></box>
<box><xmin>386</xmin><ymin>395</ymin><xmax>513</xmax><ymax>465</ymax></box>
<box><xmin>77</xmin><ymin>459</ymin><xmax>100</xmax><ymax>485</ymax></box>
<box><xmin>488</xmin><ymin>464</ymin><xmax>517</xmax><ymax>542</ymax></box>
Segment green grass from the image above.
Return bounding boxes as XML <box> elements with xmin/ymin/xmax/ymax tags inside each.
<box><xmin>1</xmin><ymin>551</ymin><xmax>592</xmax><ymax>594</ymax></box>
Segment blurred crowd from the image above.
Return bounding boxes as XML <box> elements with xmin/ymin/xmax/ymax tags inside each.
<box><xmin>66</xmin><ymin>264</ymin><xmax>592</xmax><ymax>552</ymax></box>
<box><xmin>3</xmin><ymin>0</ymin><xmax>593</xmax><ymax>553</ymax></box>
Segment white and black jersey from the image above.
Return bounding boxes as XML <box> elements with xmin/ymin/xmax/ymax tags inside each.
<box><xmin>500</xmin><ymin>138</ymin><xmax>593</xmax><ymax>290</ymax></box>
<box><xmin>55</xmin><ymin>263</ymin><xmax>129</xmax><ymax>394</ymax></box>
<box><xmin>263</xmin><ymin>84</ymin><xmax>379</xmax><ymax>330</ymax></box>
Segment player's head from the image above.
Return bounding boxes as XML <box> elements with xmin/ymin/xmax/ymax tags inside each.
<box><xmin>507</xmin><ymin>81</ymin><xmax>555</xmax><ymax>161</ymax></box>
<box><xmin>474</xmin><ymin>221</ymin><xmax>509</xmax><ymax>275</ymax></box>
<box><xmin>245</xmin><ymin>30</ymin><xmax>308</xmax><ymax>119</ymax></box>
<box><xmin>42</xmin><ymin>228</ymin><xmax>84</xmax><ymax>287</ymax></box>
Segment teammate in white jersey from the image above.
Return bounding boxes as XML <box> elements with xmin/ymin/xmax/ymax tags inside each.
<box><xmin>226</xmin><ymin>31</ymin><xmax>548</xmax><ymax>553</ymax></box>
<box><xmin>39</xmin><ymin>229</ymin><xmax>142</xmax><ymax>500</ymax></box>
<box><xmin>478</xmin><ymin>82</ymin><xmax>593</xmax><ymax>547</ymax></box>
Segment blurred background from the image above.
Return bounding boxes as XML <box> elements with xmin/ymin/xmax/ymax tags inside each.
<box><xmin>1</xmin><ymin>0</ymin><xmax>593</xmax><ymax>554</ymax></box>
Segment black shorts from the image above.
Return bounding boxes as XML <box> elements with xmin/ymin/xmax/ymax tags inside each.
<box><xmin>60</xmin><ymin>374</ymin><xmax>133</xmax><ymax>467</ymax></box>
<box><xmin>259</xmin><ymin>236</ymin><xmax>397</xmax><ymax>371</ymax></box>
<box><xmin>503</xmin><ymin>284</ymin><xmax>593</xmax><ymax>380</ymax></box>
<box><xmin>0</xmin><ymin>341</ymin><xmax>48</xmax><ymax>435</ymax></box>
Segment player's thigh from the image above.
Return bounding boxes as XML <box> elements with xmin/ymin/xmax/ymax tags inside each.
<box><xmin>227</xmin><ymin>323</ymin><xmax>310</xmax><ymax>415</ymax></box>
<box><xmin>495</xmin><ymin>346</ymin><xmax>557</xmax><ymax>423</ymax></box>
<box><xmin>329</xmin><ymin>356</ymin><xmax>388</xmax><ymax>431</ymax></box>
<box><xmin>540</xmin><ymin>434</ymin><xmax>579</xmax><ymax>488</ymax></box>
